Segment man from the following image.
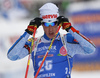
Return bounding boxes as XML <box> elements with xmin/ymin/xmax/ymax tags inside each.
<box><xmin>7</xmin><ymin>3</ymin><xmax>96</xmax><ymax>78</ymax></box>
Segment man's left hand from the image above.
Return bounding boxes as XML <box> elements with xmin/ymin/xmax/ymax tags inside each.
<box><xmin>57</xmin><ymin>16</ymin><xmax>72</xmax><ymax>32</ymax></box>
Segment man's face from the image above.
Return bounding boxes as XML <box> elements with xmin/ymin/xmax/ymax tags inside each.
<box><xmin>42</xmin><ymin>22</ymin><xmax>58</xmax><ymax>39</ymax></box>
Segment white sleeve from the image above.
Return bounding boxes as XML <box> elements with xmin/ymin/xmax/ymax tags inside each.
<box><xmin>66</xmin><ymin>27</ymin><xmax>96</xmax><ymax>57</ymax></box>
<box><xmin>7</xmin><ymin>32</ymin><xmax>30</xmax><ymax>61</ymax></box>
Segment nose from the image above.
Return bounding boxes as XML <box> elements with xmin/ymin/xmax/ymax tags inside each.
<box><xmin>49</xmin><ymin>25</ymin><xmax>53</xmax><ymax>31</ymax></box>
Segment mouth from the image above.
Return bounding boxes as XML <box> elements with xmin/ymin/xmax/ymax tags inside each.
<box><xmin>49</xmin><ymin>32</ymin><xmax>54</xmax><ymax>35</ymax></box>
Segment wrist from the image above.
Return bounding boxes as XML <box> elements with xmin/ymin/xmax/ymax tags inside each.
<box><xmin>25</xmin><ymin>29</ymin><xmax>33</xmax><ymax>35</ymax></box>
<box><xmin>65</xmin><ymin>26</ymin><xmax>72</xmax><ymax>32</ymax></box>
<box><xmin>62</xmin><ymin>22</ymin><xmax>72</xmax><ymax>32</ymax></box>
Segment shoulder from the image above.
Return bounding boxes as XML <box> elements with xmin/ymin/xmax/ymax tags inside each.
<box><xmin>65</xmin><ymin>33</ymin><xmax>78</xmax><ymax>44</ymax></box>
<box><xmin>28</xmin><ymin>37</ymin><xmax>37</xmax><ymax>42</ymax></box>
<box><xmin>25</xmin><ymin>37</ymin><xmax>38</xmax><ymax>46</ymax></box>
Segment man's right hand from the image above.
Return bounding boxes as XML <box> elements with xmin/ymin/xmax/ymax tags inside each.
<box><xmin>25</xmin><ymin>17</ymin><xmax>42</xmax><ymax>35</ymax></box>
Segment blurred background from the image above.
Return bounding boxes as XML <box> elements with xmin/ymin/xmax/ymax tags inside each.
<box><xmin>0</xmin><ymin>0</ymin><xmax>100</xmax><ymax>78</ymax></box>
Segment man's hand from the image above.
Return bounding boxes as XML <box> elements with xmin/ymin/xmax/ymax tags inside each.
<box><xmin>57</xmin><ymin>16</ymin><xmax>72</xmax><ymax>32</ymax></box>
<box><xmin>25</xmin><ymin>17</ymin><xmax>42</xmax><ymax>35</ymax></box>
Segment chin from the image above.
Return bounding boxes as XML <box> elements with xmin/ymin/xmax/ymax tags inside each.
<box><xmin>47</xmin><ymin>34</ymin><xmax>55</xmax><ymax>39</ymax></box>
<box><xmin>49</xmin><ymin>36</ymin><xmax>54</xmax><ymax>39</ymax></box>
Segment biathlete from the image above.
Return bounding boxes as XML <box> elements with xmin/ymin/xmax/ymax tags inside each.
<box><xmin>7</xmin><ymin>3</ymin><xmax>96</xmax><ymax>78</ymax></box>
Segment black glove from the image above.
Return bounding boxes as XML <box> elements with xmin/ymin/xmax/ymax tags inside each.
<box><xmin>25</xmin><ymin>17</ymin><xmax>42</xmax><ymax>35</ymax></box>
<box><xmin>57</xmin><ymin>16</ymin><xmax>69</xmax><ymax>25</ymax></box>
<box><xmin>57</xmin><ymin>16</ymin><xmax>72</xmax><ymax>32</ymax></box>
<box><xmin>29</xmin><ymin>17</ymin><xmax>43</xmax><ymax>28</ymax></box>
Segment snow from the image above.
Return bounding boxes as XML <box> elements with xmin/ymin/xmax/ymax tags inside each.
<box><xmin>0</xmin><ymin>17</ymin><xmax>100</xmax><ymax>78</ymax></box>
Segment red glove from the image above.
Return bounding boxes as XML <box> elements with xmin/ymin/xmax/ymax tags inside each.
<box><xmin>26</xmin><ymin>25</ymin><xmax>35</xmax><ymax>34</ymax></box>
<box><xmin>62</xmin><ymin>22</ymin><xmax>72</xmax><ymax>30</ymax></box>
